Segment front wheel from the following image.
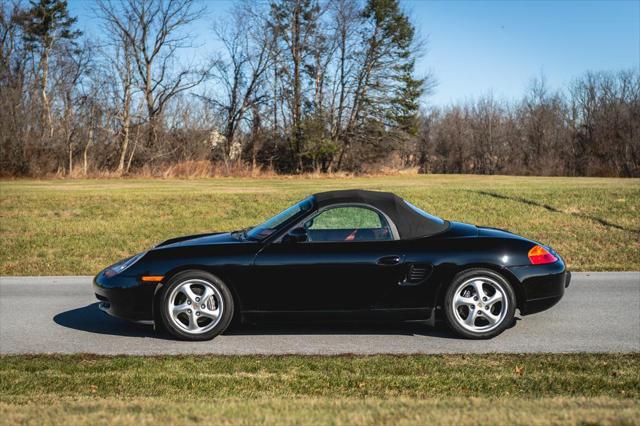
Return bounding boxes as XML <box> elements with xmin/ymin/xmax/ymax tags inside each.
<box><xmin>444</xmin><ymin>269</ymin><xmax>516</xmax><ymax>339</ymax></box>
<box><xmin>159</xmin><ymin>270</ymin><xmax>234</xmax><ymax>341</ymax></box>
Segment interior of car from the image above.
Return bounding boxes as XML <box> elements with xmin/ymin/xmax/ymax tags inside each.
<box><xmin>303</xmin><ymin>206</ymin><xmax>394</xmax><ymax>242</ymax></box>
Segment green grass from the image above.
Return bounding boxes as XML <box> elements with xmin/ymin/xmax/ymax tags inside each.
<box><xmin>1</xmin><ymin>175</ymin><xmax>638</xmax><ymax>275</ymax></box>
<box><xmin>1</xmin><ymin>354</ymin><xmax>638</xmax><ymax>425</ymax></box>
<box><xmin>310</xmin><ymin>205</ymin><xmax>384</xmax><ymax>229</ymax></box>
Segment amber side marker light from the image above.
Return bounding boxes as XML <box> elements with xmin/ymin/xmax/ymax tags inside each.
<box><xmin>528</xmin><ymin>245</ymin><xmax>558</xmax><ymax>265</ymax></box>
<box><xmin>141</xmin><ymin>276</ymin><xmax>164</xmax><ymax>282</ymax></box>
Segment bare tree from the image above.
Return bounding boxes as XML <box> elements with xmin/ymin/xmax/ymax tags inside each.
<box><xmin>96</xmin><ymin>4</ymin><xmax>138</xmax><ymax>174</ymax></box>
<box><xmin>115</xmin><ymin>41</ymin><xmax>135</xmax><ymax>173</ymax></box>
<box><xmin>328</xmin><ymin>0</ymin><xmax>358</xmax><ymax>145</ymax></box>
<box><xmin>270</xmin><ymin>0</ymin><xmax>322</xmax><ymax>170</ymax></box>
<box><xmin>201</xmin><ymin>3</ymin><xmax>274</xmax><ymax>165</ymax></box>
<box><xmin>97</xmin><ymin>0</ymin><xmax>210</xmax><ymax>150</ymax></box>
<box><xmin>570</xmin><ymin>70</ymin><xmax>640</xmax><ymax>176</ymax></box>
<box><xmin>334</xmin><ymin>0</ymin><xmax>425</xmax><ymax>171</ymax></box>
<box><xmin>1</xmin><ymin>0</ymin><xmax>638</xmax><ymax>178</ymax></box>
<box><xmin>51</xmin><ymin>38</ymin><xmax>92</xmax><ymax>174</ymax></box>
<box><xmin>0</xmin><ymin>1</ymin><xmax>30</xmax><ymax>173</ymax></box>
<box><xmin>519</xmin><ymin>75</ymin><xmax>569</xmax><ymax>175</ymax></box>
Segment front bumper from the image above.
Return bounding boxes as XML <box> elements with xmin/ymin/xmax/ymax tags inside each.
<box><xmin>93</xmin><ymin>270</ymin><xmax>157</xmax><ymax>322</ymax></box>
<box><xmin>507</xmin><ymin>260</ymin><xmax>570</xmax><ymax>315</ymax></box>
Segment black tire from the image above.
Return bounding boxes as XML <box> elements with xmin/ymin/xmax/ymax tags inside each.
<box><xmin>159</xmin><ymin>270</ymin><xmax>234</xmax><ymax>341</ymax></box>
<box><xmin>443</xmin><ymin>268</ymin><xmax>516</xmax><ymax>339</ymax></box>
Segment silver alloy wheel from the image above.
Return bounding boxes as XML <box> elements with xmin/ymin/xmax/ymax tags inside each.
<box><xmin>166</xmin><ymin>278</ymin><xmax>224</xmax><ymax>335</ymax></box>
<box><xmin>451</xmin><ymin>276</ymin><xmax>508</xmax><ymax>333</ymax></box>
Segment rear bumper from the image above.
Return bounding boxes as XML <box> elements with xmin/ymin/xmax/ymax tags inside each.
<box><xmin>507</xmin><ymin>261</ymin><xmax>570</xmax><ymax>315</ymax></box>
<box><xmin>93</xmin><ymin>271</ymin><xmax>156</xmax><ymax>322</ymax></box>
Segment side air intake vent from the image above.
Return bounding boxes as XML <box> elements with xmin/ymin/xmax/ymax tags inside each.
<box><xmin>400</xmin><ymin>264</ymin><xmax>432</xmax><ymax>286</ymax></box>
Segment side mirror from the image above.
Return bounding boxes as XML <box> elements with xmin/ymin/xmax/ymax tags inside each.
<box><xmin>283</xmin><ymin>227</ymin><xmax>308</xmax><ymax>243</ymax></box>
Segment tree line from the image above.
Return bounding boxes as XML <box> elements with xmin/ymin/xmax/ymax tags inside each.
<box><xmin>1</xmin><ymin>0</ymin><xmax>638</xmax><ymax>177</ymax></box>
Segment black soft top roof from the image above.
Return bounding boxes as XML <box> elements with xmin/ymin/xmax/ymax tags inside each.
<box><xmin>313</xmin><ymin>189</ymin><xmax>448</xmax><ymax>239</ymax></box>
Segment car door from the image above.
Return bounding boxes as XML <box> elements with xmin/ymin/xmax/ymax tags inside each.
<box><xmin>252</xmin><ymin>205</ymin><xmax>407</xmax><ymax>311</ymax></box>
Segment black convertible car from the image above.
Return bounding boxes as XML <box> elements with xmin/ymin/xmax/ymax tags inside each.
<box><xmin>94</xmin><ymin>189</ymin><xmax>570</xmax><ymax>340</ymax></box>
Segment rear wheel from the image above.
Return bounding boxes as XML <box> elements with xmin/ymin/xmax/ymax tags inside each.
<box><xmin>444</xmin><ymin>269</ymin><xmax>515</xmax><ymax>339</ymax></box>
<box><xmin>160</xmin><ymin>270</ymin><xmax>234</xmax><ymax>341</ymax></box>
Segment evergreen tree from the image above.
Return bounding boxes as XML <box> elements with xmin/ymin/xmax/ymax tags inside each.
<box><xmin>360</xmin><ymin>0</ymin><xmax>423</xmax><ymax>134</ymax></box>
<box><xmin>20</xmin><ymin>0</ymin><xmax>80</xmax><ymax>136</ymax></box>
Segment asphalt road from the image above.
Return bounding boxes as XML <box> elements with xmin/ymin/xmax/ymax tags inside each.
<box><xmin>0</xmin><ymin>272</ymin><xmax>638</xmax><ymax>355</ymax></box>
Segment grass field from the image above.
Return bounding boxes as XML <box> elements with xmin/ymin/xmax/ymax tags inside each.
<box><xmin>1</xmin><ymin>354</ymin><xmax>638</xmax><ymax>425</ymax></box>
<box><xmin>1</xmin><ymin>177</ymin><xmax>638</xmax><ymax>424</ymax></box>
<box><xmin>1</xmin><ymin>175</ymin><xmax>638</xmax><ymax>275</ymax></box>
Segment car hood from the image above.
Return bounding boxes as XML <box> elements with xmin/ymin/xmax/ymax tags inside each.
<box><xmin>155</xmin><ymin>232</ymin><xmax>251</xmax><ymax>248</ymax></box>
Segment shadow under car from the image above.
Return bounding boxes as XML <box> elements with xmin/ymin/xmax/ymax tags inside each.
<box><xmin>54</xmin><ymin>303</ymin><xmax>517</xmax><ymax>340</ymax></box>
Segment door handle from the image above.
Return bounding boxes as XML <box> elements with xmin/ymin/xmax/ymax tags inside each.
<box><xmin>377</xmin><ymin>255</ymin><xmax>402</xmax><ymax>266</ymax></box>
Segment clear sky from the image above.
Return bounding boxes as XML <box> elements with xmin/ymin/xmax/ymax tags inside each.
<box><xmin>69</xmin><ymin>0</ymin><xmax>640</xmax><ymax>107</ymax></box>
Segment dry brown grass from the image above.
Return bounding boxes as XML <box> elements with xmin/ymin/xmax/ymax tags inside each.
<box><xmin>50</xmin><ymin>161</ymin><xmax>282</xmax><ymax>179</ymax></box>
<box><xmin>29</xmin><ymin>160</ymin><xmax>418</xmax><ymax>180</ymax></box>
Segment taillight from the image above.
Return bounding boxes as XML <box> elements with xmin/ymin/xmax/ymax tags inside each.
<box><xmin>528</xmin><ymin>245</ymin><xmax>558</xmax><ymax>265</ymax></box>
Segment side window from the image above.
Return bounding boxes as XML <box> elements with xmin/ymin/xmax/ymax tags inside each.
<box><xmin>304</xmin><ymin>206</ymin><xmax>393</xmax><ymax>242</ymax></box>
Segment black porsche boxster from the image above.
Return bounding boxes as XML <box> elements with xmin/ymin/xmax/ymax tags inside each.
<box><xmin>94</xmin><ymin>189</ymin><xmax>570</xmax><ymax>340</ymax></box>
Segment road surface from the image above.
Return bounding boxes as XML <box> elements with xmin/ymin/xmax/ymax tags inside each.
<box><xmin>0</xmin><ymin>272</ymin><xmax>638</xmax><ymax>355</ymax></box>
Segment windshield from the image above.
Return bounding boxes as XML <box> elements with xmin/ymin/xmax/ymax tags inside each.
<box><xmin>403</xmin><ymin>200</ymin><xmax>446</xmax><ymax>225</ymax></box>
<box><xmin>246</xmin><ymin>196</ymin><xmax>314</xmax><ymax>240</ymax></box>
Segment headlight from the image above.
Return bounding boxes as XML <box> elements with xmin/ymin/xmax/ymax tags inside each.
<box><xmin>109</xmin><ymin>252</ymin><xmax>146</xmax><ymax>275</ymax></box>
